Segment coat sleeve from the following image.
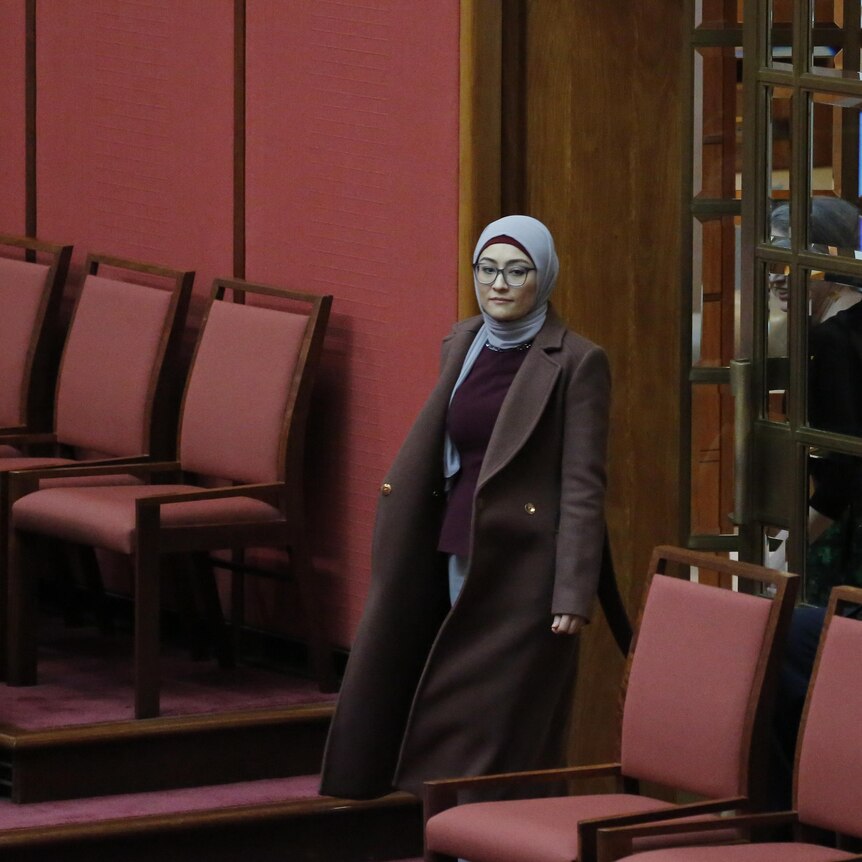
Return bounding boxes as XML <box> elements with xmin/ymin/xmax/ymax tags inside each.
<box><xmin>551</xmin><ymin>345</ymin><xmax>611</xmax><ymax>619</ymax></box>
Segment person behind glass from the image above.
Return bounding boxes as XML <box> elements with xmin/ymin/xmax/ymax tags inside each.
<box><xmin>319</xmin><ymin>215</ymin><xmax>611</xmax><ymax>801</ymax></box>
<box><xmin>767</xmin><ymin>197</ymin><xmax>862</xmax><ymax>553</ymax></box>
<box><xmin>767</xmin><ymin>197</ymin><xmax>862</xmax><ymax>808</ymax></box>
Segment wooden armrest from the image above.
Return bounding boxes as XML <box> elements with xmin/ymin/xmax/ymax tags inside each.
<box><xmin>0</xmin><ymin>431</ymin><xmax>58</xmax><ymax>447</ymax></box>
<box><xmin>6</xmin><ymin>460</ymin><xmax>182</xmax><ymax>499</ymax></box>
<box><xmin>595</xmin><ymin>807</ymin><xmax>798</xmax><ymax>862</ymax></box>
<box><xmin>580</xmin><ymin>796</ymin><xmax>747</xmax><ymax>862</ymax></box>
<box><xmin>135</xmin><ymin>483</ymin><xmax>285</xmax><ymax>510</ymax></box>
<box><xmin>424</xmin><ymin>763</ymin><xmax>622</xmax><ymax>820</ymax></box>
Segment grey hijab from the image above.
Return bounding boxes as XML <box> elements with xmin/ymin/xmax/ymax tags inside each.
<box><xmin>444</xmin><ymin>215</ymin><xmax>559</xmax><ymax>479</ymax></box>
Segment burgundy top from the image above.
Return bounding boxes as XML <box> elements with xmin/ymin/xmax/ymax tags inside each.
<box><xmin>438</xmin><ymin>343</ymin><xmax>529</xmax><ymax>556</ymax></box>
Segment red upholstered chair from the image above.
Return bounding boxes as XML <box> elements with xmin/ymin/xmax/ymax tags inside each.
<box><xmin>423</xmin><ymin>545</ymin><xmax>799</xmax><ymax>862</ymax></box>
<box><xmin>0</xmin><ymin>235</ymin><xmax>72</xmax><ymax>443</ymax></box>
<box><xmin>6</xmin><ymin>278</ymin><xmax>334</xmax><ymax>718</ymax></box>
<box><xmin>0</xmin><ymin>251</ymin><xmax>193</xmax><ymax>466</ymax></box>
<box><xmin>593</xmin><ymin>584</ymin><xmax>862</xmax><ymax>862</ymax></box>
<box><xmin>0</xmin><ymin>252</ymin><xmax>193</xmax><ymax>673</ymax></box>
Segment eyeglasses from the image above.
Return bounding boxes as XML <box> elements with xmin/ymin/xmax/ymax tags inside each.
<box><xmin>473</xmin><ymin>262</ymin><xmax>536</xmax><ymax>288</ymax></box>
<box><xmin>767</xmin><ymin>263</ymin><xmax>824</xmax><ymax>280</ymax></box>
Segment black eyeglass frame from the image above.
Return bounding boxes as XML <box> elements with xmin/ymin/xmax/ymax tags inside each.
<box><xmin>472</xmin><ymin>262</ymin><xmax>537</xmax><ymax>288</ymax></box>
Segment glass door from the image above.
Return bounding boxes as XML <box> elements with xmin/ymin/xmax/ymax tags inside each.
<box><xmin>686</xmin><ymin>0</ymin><xmax>862</xmax><ymax>603</ymax></box>
<box><xmin>746</xmin><ymin>0</ymin><xmax>862</xmax><ymax>603</ymax></box>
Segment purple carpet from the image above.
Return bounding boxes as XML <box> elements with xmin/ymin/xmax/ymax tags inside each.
<box><xmin>0</xmin><ymin>622</ymin><xmax>336</xmax><ymax>730</ymax></box>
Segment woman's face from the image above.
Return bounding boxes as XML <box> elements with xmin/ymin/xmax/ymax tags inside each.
<box><xmin>768</xmin><ymin>263</ymin><xmax>789</xmax><ymax>313</ymax></box>
<box><xmin>475</xmin><ymin>243</ymin><xmax>538</xmax><ymax>322</ymax></box>
<box><xmin>768</xmin><ymin>224</ymin><xmax>790</xmax><ymax>313</ymax></box>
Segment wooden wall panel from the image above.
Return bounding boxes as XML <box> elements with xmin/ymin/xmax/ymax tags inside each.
<box><xmin>245</xmin><ymin>0</ymin><xmax>460</xmax><ymax>647</ymax></box>
<box><xmin>35</xmin><ymin>0</ymin><xmax>234</xmax><ymax>297</ymax></box>
<box><xmin>0</xmin><ymin>0</ymin><xmax>27</xmax><ymax>234</ymax></box>
<box><xmin>519</xmin><ymin>1</ymin><xmax>684</xmax><ymax>764</ymax></box>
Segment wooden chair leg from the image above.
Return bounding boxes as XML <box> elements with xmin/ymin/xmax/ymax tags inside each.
<box><xmin>66</xmin><ymin>544</ymin><xmax>114</xmax><ymax>634</ymax></box>
<box><xmin>189</xmin><ymin>552</ymin><xmax>233</xmax><ymax>669</ymax></box>
<box><xmin>57</xmin><ymin>544</ymin><xmax>85</xmax><ymax>627</ymax></box>
<box><xmin>173</xmin><ymin>555</ymin><xmax>209</xmax><ymax>661</ymax></box>
<box><xmin>133</xmin><ymin>526</ymin><xmax>161</xmax><ymax>719</ymax></box>
<box><xmin>6</xmin><ymin>529</ymin><xmax>41</xmax><ymax>685</ymax></box>
<box><xmin>229</xmin><ymin>549</ymin><xmax>246</xmax><ymax>660</ymax></box>
<box><xmin>0</xmin><ymin>495</ymin><xmax>9</xmax><ymax>681</ymax></box>
<box><xmin>290</xmin><ymin>541</ymin><xmax>335</xmax><ymax>692</ymax></box>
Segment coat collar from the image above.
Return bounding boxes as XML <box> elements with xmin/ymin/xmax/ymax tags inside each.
<box><xmin>444</xmin><ymin>307</ymin><xmax>568</xmax><ymax>488</ymax></box>
<box><xmin>447</xmin><ymin>305</ymin><xmax>567</xmax><ymax>351</ymax></box>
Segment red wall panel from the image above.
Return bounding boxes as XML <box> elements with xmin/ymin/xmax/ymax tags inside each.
<box><xmin>35</xmin><ymin>0</ymin><xmax>234</xmax><ymax>296</ymax></box>
<box><xmin>0</xmin><ymin>0</ymin><xmax>27</xmax><ymax>234</ymax></box>
<box><xmin>246</xmin><ymin>0</ymin><xmax>460</xmax><ymax>646</ymax></box>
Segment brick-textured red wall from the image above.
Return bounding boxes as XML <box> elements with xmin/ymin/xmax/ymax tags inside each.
<box><xmin>35</xmin><ymin>0</ymin><xmax>235</xmax><ymax>298</ymax></box>
<box><xmin>0</xmin><ymin>0</ymin><xmax>460</xmax><ymax>648</ymax></box>
<box><xmin>245</xmin><ymin>1</ymin><xmax>459</xmax><ymax>645</ymax></box>
<box><xmin>0</xmin><ymin>1</ymin><xmax>26</xmax><ymax>234</ymax></box>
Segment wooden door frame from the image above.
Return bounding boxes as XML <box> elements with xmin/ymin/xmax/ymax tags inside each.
<box><xmin>458</xmin><ymin>0</ymin><xmax>502</xmax><ymax>318</ymax></box>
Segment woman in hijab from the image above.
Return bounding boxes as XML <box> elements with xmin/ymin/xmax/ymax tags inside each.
<box><xmin>320</xmin><ymin>215</ymin><xmax>611</xmax><ymax>801</ymax></box>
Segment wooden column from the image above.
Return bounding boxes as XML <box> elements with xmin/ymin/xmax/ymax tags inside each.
<box><xmin>523</xmin><ymin>0</ymin><xmax>684</xmax><ymax>765</ymax></box>
<box><xmin>458</xmin><ymin>0</ymin><xmax>502</xmax><ymax>317</ymax></box>
<box><xmin>460</xmin><ymin>0</ymin><xmax>685</xmax><ymax>765</ymax></box>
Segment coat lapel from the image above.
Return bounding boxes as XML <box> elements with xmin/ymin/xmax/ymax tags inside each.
<box><xmin>477</xmin><ymin>310</ymin><xmax>566</xmax><ymax>488</ymax></box>
<box><xmin>429</xmin><ymin>317</ymin><xmax>483</xmax><ymax>410</ymax></box>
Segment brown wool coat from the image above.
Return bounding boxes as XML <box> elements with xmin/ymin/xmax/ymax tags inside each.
<box><xmin>319</xmin><ymin>308</ymin><xmax>611</xmax><ymax>800</ymax></box>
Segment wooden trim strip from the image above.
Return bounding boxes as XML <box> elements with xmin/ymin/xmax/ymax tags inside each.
<box><xmin>500</xmin><ymin>0</ymin><xmax>526</xmax><ymax>215</ymax></box>
<box><xmin>0</xmin><ymin>792</ymin><xmax>419</xmax><ymax>851</ymax></box>
<box><xmin>458</xmin><ymin>0</ymin><xmax>501</xmax><ymax>318</ymax></box>
<box><xmin>233</xmin><ymin>0</ymin><xmax>246</xmax><ymax>279</ymax></box>
<box><xmin>0</xmin><ymin>703</ymin><xmax>334</xmax><ymax>750</ymax></box>
<box><xmin>25</xmin><ymin>0</ymin><xmax>36</xmax><ymax>237</ymax></box>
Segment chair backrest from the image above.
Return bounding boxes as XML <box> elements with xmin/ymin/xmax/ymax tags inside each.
<box><xmin>178</xmin><ymin>278</ymin><xmax>331</xmax><ymax>486</ymax></box>
<box><xmin>54</xmin><ymin>253</ymin><xmax>193</xmax><ymax>457</ymax></box>
<box><xmin>619</xmin><ymin>546</ymin><xmax>797</xmax><ymax>800</ymax></box>
<box><xmin>0</xmin><ymin>235</ymin><xmax>72</xmax><ymax>430</ymax></box>
<box><xmin>795</xmin><ymin>585</ymin><xmax>862</xmax><ymax>837</ymax></box>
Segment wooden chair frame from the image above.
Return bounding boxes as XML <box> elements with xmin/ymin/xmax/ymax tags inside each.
<box><xmin>423</xmin><ymin>545</ymin><xmax>799</xmax><ymax>862</ymax></box>
<box><xmin>0</xmin><ymin>234</ymin><xmax>72</xmax><ymax>437</ymax></box>
<box><xmin>0</xmin><ymin>252</ymin><xmax>194</xmax><ymax>459</ymax></box>
<box><xmin>593</xmin><ymin>584</ymin><xmax>862</xmax><ymax>862</ymax></box>
<box><xmin>6</xmin><ymin>278</ymin><xmax>334</xmax><ymax>718</ymax></box>
<box><xmin>0</xmin><ymin>253</ymin><xmax>193</xmax><ymax>679</ymax></box>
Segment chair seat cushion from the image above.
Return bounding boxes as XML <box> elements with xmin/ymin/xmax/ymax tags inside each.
<box><xmin>12</xmin><ymin>484</ymin><xmax>283</xmax><ymax>555</ymax></box>
<box><xmin>0</xmin><ymin>445</ymin><xmax>23</xmax><ymax>458</ymax></box>
<box><xmin>614</xmin><ymin>843</ymin><xmax>858</xmax><ymax>862</ymax></box>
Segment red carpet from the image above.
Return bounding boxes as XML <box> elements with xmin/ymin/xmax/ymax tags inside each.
<box><xmin>0</xmin><ymin>622</ymin><xmax>433</xmax><ymax>858</ymax></box>
<box><xmin>0</xmin><ymin>621</ymin><xmax>336</xmax><ymax>730</ymax></box>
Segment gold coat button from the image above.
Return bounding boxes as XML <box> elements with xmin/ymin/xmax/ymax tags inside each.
<box><xmin>381</xmin><ymin>483</ymin><xmax>392</xmax><ymax>496</ymax></box>
<box><xmin>525</xmin><ymin>503</ymin><xmax>536</xmax><ymax>515</ymax></box>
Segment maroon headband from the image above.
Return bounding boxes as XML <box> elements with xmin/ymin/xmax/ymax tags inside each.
<box><xmin>476</xmin><ymin>234</ymin><xmax>533</xmax><ymax>262</ymax></box>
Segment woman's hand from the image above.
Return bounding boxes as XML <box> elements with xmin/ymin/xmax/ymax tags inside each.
<box><xmin>551</xmin><ymin>614</ymin><xmax>587</xmax><ymax>635</ymax></box>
